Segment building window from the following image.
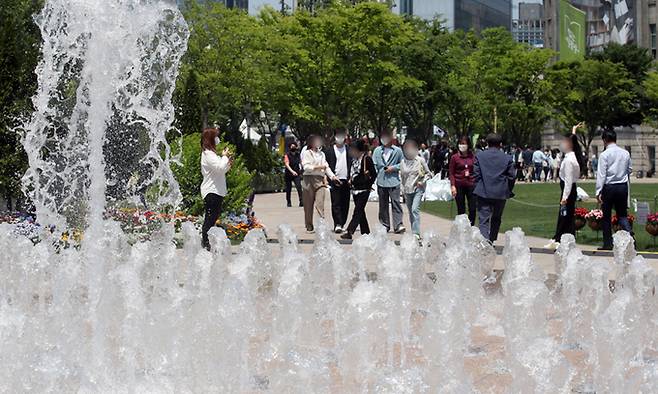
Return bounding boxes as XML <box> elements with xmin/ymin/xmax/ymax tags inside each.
<box><xmin>400</xmin><ymin>0</ymin><xmax>413</xmax><ymax>15</ymax></box>
<box><xmin>651</xmin><ymin>24</ymin><xmax>657</xmax><ymax>59</ymax></box>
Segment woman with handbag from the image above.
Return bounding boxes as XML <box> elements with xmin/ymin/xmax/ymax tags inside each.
<box><xmin>341</xmin><ymin>140</ymin><xmax>376</xmax><ymax>240</ymax></box>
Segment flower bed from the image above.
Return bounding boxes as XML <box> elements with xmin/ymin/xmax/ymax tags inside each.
<box><xmin>1</xmin><ymin>208</ymin><xmax>263</xmax><ymax>247</ymax></box>
<box><xmin>574</xmin><ymin>207</ymin><xmax>589</xmax><ymax>230</ymax></box>
<box><xmin>647</xmin><ymin>213</ymin><xmax>658</xmax><ymax>237</ymax></box>
<box><xmin>585</xmin><ymin>209</ymin><xmax>603</xmax><ymax>231</ymax></box>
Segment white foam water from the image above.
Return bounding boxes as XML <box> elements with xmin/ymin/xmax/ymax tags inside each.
<box><xmin>3</xmin><ymin>0</ymin><xmax>658</xmax><ymax>392</ymax></box>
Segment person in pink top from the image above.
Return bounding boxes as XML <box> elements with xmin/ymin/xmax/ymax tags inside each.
<box><xmin>449</xmin><ymin>136</ymin><xmax>476</xmax><ymax>225</ymax></box>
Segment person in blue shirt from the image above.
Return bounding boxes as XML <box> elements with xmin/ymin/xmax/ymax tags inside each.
<box><xmin>372</xmin><ymin>130</ymin><xmax>406</xmax><ymax>233</ymax></box>
<box><xmin>595</xmin><ymin>130</ymin><xmax>633</xmax><ymax>250</ymax></box>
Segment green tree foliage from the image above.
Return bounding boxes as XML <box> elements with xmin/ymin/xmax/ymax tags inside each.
<box><xmin>547</xmin><ymin>60</ymin><xmax>635</xmax><ymax>153</ymax></box>
<box><xmin>589</xmin><ymin>43</ymin><xmax>653</xmax><ymax>126</ymax></box>
<box><xmin>171</xmin><ymin>133</ymin><xmax>253</xmax><ymax>215</ymax></box>
<box><xmin>643</xmin><ymin>71</ymin><xmax>658</xmax><ymax>125</ymax></box>
<box><xmin>0</xmin><ymin>0</ymin><xmax>43</xmax><ymax>210</ymax></box>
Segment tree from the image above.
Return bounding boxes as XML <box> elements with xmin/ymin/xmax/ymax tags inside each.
<box><xmin>0</xmin><ymin>0</ymin><xmax>43</xmax><ymax>210</ymax></box>
<box><xmin>643</xmin><ymin>71</ymin><xmax>658</xmax><ymax>125</ymax></box>
<box><xmin>466</xmin><ymin>28</ymin><xmax>554</xmax><ymax>146</ymax></box>
<box><xmin>398</xmin><ymin>17</ymin><xmax>455</xmax><ymax>142</ymax></box>
<box><xmin>589</xmin><ymin>43</ymin><xmax>653</xmax><ymax>126</ymax></box>
<box><xmin>548</xmin><ymin>59</ymin><xmax>635</xmax><ymax>154</ymax></box>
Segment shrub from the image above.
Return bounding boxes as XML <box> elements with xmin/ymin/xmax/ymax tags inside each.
<box><xmin>171</xmin><ymin>133</ymin><xmax>253</xmax><ymax>216</ymax></box>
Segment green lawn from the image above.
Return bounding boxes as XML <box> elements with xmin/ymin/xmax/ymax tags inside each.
<box><xmin>421</xmin><ymin>182</ymin><xmax>658</xmax><ymax>252</ymax></box>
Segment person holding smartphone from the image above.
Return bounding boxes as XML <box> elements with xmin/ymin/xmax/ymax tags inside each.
<box><xmin>200</xmin><ymin>127</ymin><xmax>232</xmax><ymax>250</ymax></box>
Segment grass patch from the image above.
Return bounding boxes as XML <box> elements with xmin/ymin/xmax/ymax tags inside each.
<box><xmin>421</xmin><ymin>182</ymin><xmax>658</xmax><ymax>252</ymax></box>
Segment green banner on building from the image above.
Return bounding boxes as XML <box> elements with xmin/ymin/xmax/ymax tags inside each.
<box><xmin>559</xmin><ymin>0</ymin><xmax>586</xmax><ymax>62</ymax></box>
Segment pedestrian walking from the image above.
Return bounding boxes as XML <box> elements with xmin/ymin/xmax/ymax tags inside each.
<box><xmin>596</xmin><ymin>130</ymin><xmax>633</xmax><ymax>250</ymax></box>
<box><xmin>473</xmin><ymin>133</ymin><xmax>516</xmax><ymax>243</ymax></box>
<box><xmin>522</xmin><ymin>146</ymin><xmax>533</xmax><ymax>182</ymax></box>
<box><xmin>545</xmin><ymin>128</ymin><xmax>584</xmax><ymax>248</ymax></box>
<box><xmin>373</xmin><ymin>130</ymin><xmax>406</xmax><ymax>233</ymax></box>
<box><xmin>400</xmin><ymin>139</ymin><xmax>431</xmax><ymax>239</ymax></box>
<box><xmin>590</xmin><ymin>154</ymin><xmax>598</xmax><ymax>179</ymax></box>
<box><xmin>283</xmin><ymin>142</ymin><xmax>303</xmax><ymax>207</ymax></box>
<box><xmin>301</xmin><ymin>134</ymin><xmax>339</xmax><ymax>233</ymax></box>
<box><xmin>419</xmin><ymin>143</ymin><xmax>431</xmax><ymax>164</ymax></box>
<box><xmin>341</xmin><ymin>140</ymin><xmax>377</xmax><ymax>240</ymax></box>
<box><xmin>532</xmin><ymin>147</ymin><xmax>546</xmax><ymax>182</ymax></box>
<box><xmin>449</xmin><ymin>136</ymin><xmax>477</xmax><ymax>226</ymax></box>
<box><xmin>200</xmin><ymin>127</ymin><xmax>232</xmax><ymax>250</ymax></box>
<box><xmin>325</xmin><ymin>130</ymin><xmax>352</xmax><ymax>233</ymax></box>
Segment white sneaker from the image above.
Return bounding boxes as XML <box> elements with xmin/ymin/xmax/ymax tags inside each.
<box><xmin>543</xmin><ymin>239</ymin><xmax>560</xmax><ymax>250</ymax></box>
<box><xmin>334</xmin><ymin>225</ymin><xmax>343</xmax><ymax>234</ymax></box>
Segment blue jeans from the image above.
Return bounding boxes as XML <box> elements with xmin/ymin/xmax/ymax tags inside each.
<box><xmin>533</xmin><ymin>163</ymin><xmax>543</xmax><ymax>181</ymax></box>
<box><xmin>405</xmin><ymin>191</ymin><xmax>423</xmax><ymax>235</ymax></box>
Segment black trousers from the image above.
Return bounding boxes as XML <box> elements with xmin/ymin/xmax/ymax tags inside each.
<box><xmin>285</xmin><ymin>175</ymin><xmax>302</xmax><ymax>205</ymax></box>
<box><xmin>346</xmin><ymin>191</ymin><xmax>370</xmax><ymax>235</ymax></box>
<box><xmin>202</xmin><ymin>193</ymin><xmax>223</xmax><ymax>250</ymax></box>
<box><xmin>553</xmin><ymin>180</ymin><xmax>577</xmax><ymax>242</ymax></box>
<box><xmin>601</xmin><ymin>183</ymin><xmax>632</xmax><ymax>248</ymax></box>
<box><xmin>455</xmin><ymin>185</ymin><xmax>476</xmax><ymax>226</ymax></box>
<box><xmin>330</xmin><ymin>180</ymin><xmax>351</xmax><ymax>228</ymax></box>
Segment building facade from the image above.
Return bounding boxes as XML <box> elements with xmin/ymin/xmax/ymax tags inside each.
<box><xmin>513</xmin><ymin>2</ymin><xmax>544</xmax><ymax>47</ymax></box>
<box><xmin>392</xmin><ymin>0</ymin><xmax>513</xmax><ymax>32</ymax></box>
<box><xmin>542</xmin><ymin>125</ymin><xmax>658</xmax><ymax>178</ymax></box>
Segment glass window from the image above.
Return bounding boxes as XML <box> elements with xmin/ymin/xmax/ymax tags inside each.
<box><xmin>400</xmin><ymin>0</ymin><xmax>413</xmax><ymax>15</ymax></box>
<box><xmin>651</xmin><ymin>24</ymin><xmax>657</xmax><ymax>59</ymax></box>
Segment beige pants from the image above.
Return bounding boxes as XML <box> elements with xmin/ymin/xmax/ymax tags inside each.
<box><xmin>302</xmin><ymin>175</ymin><xmax>327</xmax><ymax>230</ymax></box>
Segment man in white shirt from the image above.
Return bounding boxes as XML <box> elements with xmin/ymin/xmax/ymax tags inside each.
<box><xmin>532</xmin><ymin>148</ymin><xmax>546</xmax><ymax>182</ymax></box>
<box><xmin>596</xmin><ymin>130</ymin><xmax>633</xmax><ymax>250</ymax></box>
<box><xmin>325</xmin><ymin>130</ymin><xmax>352</xmax><ymax>233</ymax></box>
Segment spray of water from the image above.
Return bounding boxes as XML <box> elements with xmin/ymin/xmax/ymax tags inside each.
<box><xmin>3</xmin><ymin>0</ymin><xmax>658</xmax><ymax>392</ymax></box>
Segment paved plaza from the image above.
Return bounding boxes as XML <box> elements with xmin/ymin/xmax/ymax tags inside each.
<box><xmin>252</xmin><ymin>192</ymin><xmax>658</xmax><ymax>275</ymax></box>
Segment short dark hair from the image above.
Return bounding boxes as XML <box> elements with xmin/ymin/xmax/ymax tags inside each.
<box><xmin>601</xmin><ymin>130</ymin><xmax>617</xmax><ymax>143</ymax></box>
<box><xmin>486</xmin><ymin>133</ymin><xmax>503</xmax><ymax>147</ymax></box>
<box><xmin>351</xmin><ymin>139</ymin><xmax>368</xmax><ymax>152</ymax></box>
<box><xmin>403</xmin><ymin>138</ymin><xmax>418</xmax><ymax>147</ymax></box>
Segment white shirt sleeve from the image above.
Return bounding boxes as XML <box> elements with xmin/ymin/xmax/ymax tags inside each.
<box><xmin>302</xmin><ymin>150</ymin><xmax>315</xmax><ymax>172</ymax></box>
<box><xmin>562</xmin><ymin>158</ymin><xmax>575</xmax><ymax>201</ymax></box>
<box><xmin>595</xmin><ymin>153</ymin><xmax>607</xmax><ymax>196</ymax></box>
<box><xmin>324</xmin><ymin>153</ymin><xmax>336</xmax><ymax>179</ymax></box>
<box><xmin>207</xmin><ymin>151</ymin><xmax>230</xmax><ymax>174</ymax></box>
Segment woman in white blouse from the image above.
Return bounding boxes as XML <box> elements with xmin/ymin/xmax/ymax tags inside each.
<box><xmin>200</xmin><ymin>127</ymin><xmax>232</xmax><ymax>250</ymax></box>
<box><xmin>547</xmin><ymin>126</ymin><xmax>583</xmax><ymax>247</ymax></box>
<box><xmin>301</xmin><ymin>134</ymin><xmax>339</xmax><ymax>233</ymax></box>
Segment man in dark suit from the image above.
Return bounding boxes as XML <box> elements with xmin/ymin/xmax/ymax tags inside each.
<box><xmin>473</xmin><ymin>133</ymin><xmax>516</xmax><ymax>243</ymax></box>
<box><xmin>325</xmin><ymin>130</ymin><xmax>353</xmax><ymax>233</ymax></box>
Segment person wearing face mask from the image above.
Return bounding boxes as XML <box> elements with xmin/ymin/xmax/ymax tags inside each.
<box><xmin>200</xmin><ymin>127</ymin><xmax>232</xmax><ymax>250</ymax></box>
<box><xmin>372</xmin><ymin>130</ymin><xmax>406</xmax><ymax>233</ymax></box>
<box><xmin>545</xmin><ymin>126</ymin><xmax>584</xmax><ymax>249</ymax></box>
<box><xmin>419</xmin><ymin>143</ymin><xmax>430</xmax><ymax>164</ymax></box>
<box><xmin>324</xmin><ymin>130</ymin><xmax>352</xmax><ymax>233</ymax></box>
<box><xmin>400</xmin><ymin>139</ymin><xmax>431</xmax><ymax>239</ymax></box>
<box><xmin>301</xmin><ymin>134</ymin><xmax>339</xmax><ymax>233</ymax></box>
<box><xmin>341</xmin><ymin>140</ymin><xmax>377</xmax><ymax>240</ymax></box>
<box><xmin>284</xmin><ymin>142</ymin><xmax>303</xmax><ymax>208</ymax></box>
<box><xmin>449</xmin><ymin>136</ymin><xmax>477</xmax><ymax>226</ymax></box>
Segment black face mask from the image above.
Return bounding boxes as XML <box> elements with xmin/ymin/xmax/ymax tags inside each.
<box><xmin>290</xmin><ymin>148</ymin><xmax>298</xmax><ymax>152</ymax></box>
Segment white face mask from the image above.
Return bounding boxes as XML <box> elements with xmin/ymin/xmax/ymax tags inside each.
<box><xmin>380</xmin><ymin>137</ymin><xmax>391</xmax><ymax>146</ymax></box>
<box><xmin>404</xmin><ymin>148</ymin><xmax>418</xmax><ymax>159</ymax></box>
<box><xmin>458</xmin><ymin>144</ymin><xmax>468</xmax><ymax>153</ymax></box>
<box><xmin>335</xmin><ymin>135</ymin><xmax>346</xmax><ymax>145</ymax></box>
<box><xmin>214</xmin><ymin>136</ymin><xmax>220</xmax><ymax>145</ymax></box>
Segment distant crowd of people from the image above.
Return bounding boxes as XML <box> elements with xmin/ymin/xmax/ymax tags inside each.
<box><xmin>198</xmin><ymin>125</ymin><xmax>634</xmax><ymax>251</ymax></box>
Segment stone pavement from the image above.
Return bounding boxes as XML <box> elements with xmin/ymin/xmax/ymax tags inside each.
<box><xmin>251</xmin><ymin>192</ymin><xmax>656</xmax><ymax>275</ymax></box>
